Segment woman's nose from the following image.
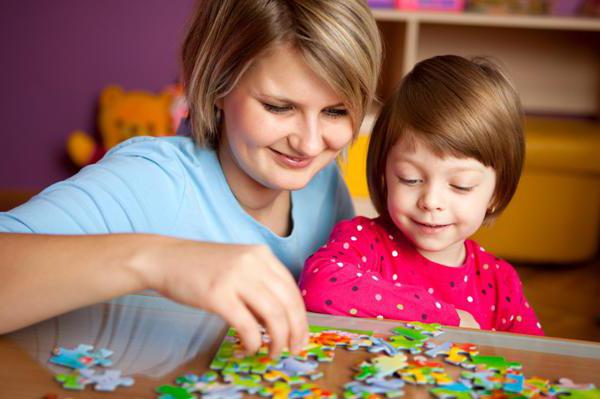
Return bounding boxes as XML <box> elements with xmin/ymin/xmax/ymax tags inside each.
<box><xmin>290</xmin><ymin>116</ymin><xmax>325</xmax><ymax>157</ymax></box>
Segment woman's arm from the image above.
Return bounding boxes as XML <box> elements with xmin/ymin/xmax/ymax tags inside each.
<box><xmin>0</xmin><ymin>233</ymin><xmax>308</xmax><ymax>356</ymax></box>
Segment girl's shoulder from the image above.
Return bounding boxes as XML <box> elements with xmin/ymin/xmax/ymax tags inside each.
<box><xmin>465</xmin><ymin>239</ymin><xmax>520</xmax><ymax>279</ymax></box>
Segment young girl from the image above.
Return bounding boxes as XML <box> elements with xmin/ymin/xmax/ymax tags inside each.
<box><xmin>299</xmin><ymin>55</ymin><xmax>543</xmax><ymax>335</ymax></box>
<box><xmin>0</xmin><ymin>0</ymin><xmax>382</xmax><ymax>356</ymax></box>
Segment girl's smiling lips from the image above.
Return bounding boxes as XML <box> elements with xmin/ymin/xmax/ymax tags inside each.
<box><xmin>412</xmin><ymin>219</ymin><xmax>452</xmax><ymax>234</ymax></box>
<box><xmin>269</xmin><ymin>148</ymin><xmax>314</xmax><ymax>169</ymax></box>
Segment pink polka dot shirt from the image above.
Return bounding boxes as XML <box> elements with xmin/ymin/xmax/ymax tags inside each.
<box><xmin>299</xmin><ymin>216</ymin><xmax>543</xmax><ymax>336</ymax></box>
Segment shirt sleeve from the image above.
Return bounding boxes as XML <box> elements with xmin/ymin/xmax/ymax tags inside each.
<box><xmin>0</xmin><ymin>138</ymin><xmax>186</xmax><ymax>235</ymax></box>
<box><xmin>493</xmin><ymin>261</ymin><xmax>544</xmax><ymax>336</ymax></box>
<box><xmin>299</xmin><ymin>217</ymin><xmax>460</xmax><ymax>326</ymax></box>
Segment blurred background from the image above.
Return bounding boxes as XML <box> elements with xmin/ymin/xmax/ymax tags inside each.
<box><xmin>0</xmin><ymin>0</ymin><xmax>598</xmax><ymax>341</ymax></box>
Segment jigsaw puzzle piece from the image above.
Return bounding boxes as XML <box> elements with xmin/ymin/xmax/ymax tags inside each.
<box><xmin>50</xmin><ymin>344</ymin><xmax>113</xmax><ymax>369</ymax></box>
<box><xmin>55</xmin><ymin>370</ymin><xmax>91</xmax><ymax>390</ymax></box>
<box><xmin>78</xmin><ymin>368</ymin><xmax>134</xmax><ymax>391</ymax></box>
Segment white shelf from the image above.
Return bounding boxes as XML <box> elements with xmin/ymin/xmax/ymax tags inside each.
<box><xmin>373</xmin><ymin>9</ymin><xmax>600</xmax><ymax>31</ymax></box>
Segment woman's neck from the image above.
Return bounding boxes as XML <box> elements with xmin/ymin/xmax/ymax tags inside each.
<box><xmin>217</xmin><ymin>143</ymin><xmax>292</xmax><ymax>237</ymax></box>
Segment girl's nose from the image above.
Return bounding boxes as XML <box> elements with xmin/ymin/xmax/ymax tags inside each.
<box><xmin>418</xmin><ymin>184</ymin><xmax>445</xmax><ymax>212</ymax></box>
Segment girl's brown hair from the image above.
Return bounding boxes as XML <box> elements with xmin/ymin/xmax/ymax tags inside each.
<box><xmin>181</xmin><ymin>0</ymin><xmax>382</xmax><ymax>148</ymax></box>
<box><xmin>367</xmin><ymin>55</ymin><xmax>525</xmax><ymax>223</ymax></box>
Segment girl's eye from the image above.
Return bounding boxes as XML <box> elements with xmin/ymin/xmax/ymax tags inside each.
<box><xmin>399</xmin><ymin>178</ymin><xmax>421</xmax><ymax>185</ymax></box>
<box><xmin>324</xmin><ymin>108</ymin><xmax>348</xmax><ymax>118</ymax></box>
<box><xmin>451</xmin><ymin>185</ymin><xmax>474</xmax><ymax>192</ymax></box>
<box><xmin>263</xmin><ymin>103</ymin><xmax>293</xmax><ymax>114</ymax></box>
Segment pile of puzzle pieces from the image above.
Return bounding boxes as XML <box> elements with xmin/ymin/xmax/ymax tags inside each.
<box><xmin>155</xmin><ymin>320</ymin><xmax>599</xmax><ymax>399</ymax></box>
<box><xmin>49</xmin><ymin>343</ymin><xmax>135</xmax><ymax>392</ymax></box>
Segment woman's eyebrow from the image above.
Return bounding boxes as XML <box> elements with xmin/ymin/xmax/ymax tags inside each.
<box><xmin>255</xmin><ymin>93</ymin><xmax>344</xmax><ymax>108</ymax></box>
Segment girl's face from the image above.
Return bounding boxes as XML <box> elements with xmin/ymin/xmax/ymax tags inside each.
<box><xmin>385</xmin><ymin>137</ymin><xmax>496</xmax><ymax>266</ymax></box>
<box><xmin>218</xmin><ymin>44</ymin><xmax>353</xmax><ymax>193</ymax></box>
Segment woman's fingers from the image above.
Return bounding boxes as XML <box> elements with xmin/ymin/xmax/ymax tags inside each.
<box><xmin>213</xmin><ymin>293</ymin><xmax>264</xmax><ymax>354</ymax></box>
<box><xmin>238</xmin><ymin>279</ymin><xmax>290</xmax><ymax>358</ymax></box>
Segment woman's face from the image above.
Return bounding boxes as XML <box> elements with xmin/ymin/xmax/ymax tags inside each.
<box><xmin>218</xmin><ymin>45</ymin><xmax>353</xmax><ymax>193</ymax></box>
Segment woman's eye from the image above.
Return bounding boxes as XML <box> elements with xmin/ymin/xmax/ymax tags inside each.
<box><xmin>324</xmin><ymin>108</ymin><xmax>348</xmax><ymax>118</ymax></box>
<box><xmin>263</xmin><ymin>103</ymin><xmax>292</xmax><ymax>114</ymax></box>
<box><xmin>451</xmin><ymin>184</ymin><xmax>474</xmax><ymax>192</ymax></box>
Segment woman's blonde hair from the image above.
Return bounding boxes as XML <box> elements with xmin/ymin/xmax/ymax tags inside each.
<box><xmin>181</xmin><ymin>0</ymin><xmax>382</xmax><ymax>148</ymax></box>
<box><xmin>367</xmin><ymin>55</ymin><xmax>525</xmax><ymax>223</ymax></box>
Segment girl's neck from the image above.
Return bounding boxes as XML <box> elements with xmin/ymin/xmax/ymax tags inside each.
<box><xmin>416</xmin><ymin>241</ymin><xmax>467</xmax><ymax>267</ymax></box>
<box><xmin>217</xmin><ymin>143</ymin><xmax>292</xmax><ymax>237</ymax></box>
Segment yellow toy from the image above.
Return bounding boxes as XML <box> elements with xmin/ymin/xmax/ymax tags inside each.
<box><xmin>67</xmin><ymin>85</ymin><xmax>184</xmax><ymax>167</ymax></box>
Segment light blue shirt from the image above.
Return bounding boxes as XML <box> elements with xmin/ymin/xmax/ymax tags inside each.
<box><xmin>0</xmin><ymin>136</ymin><xmax>354</xmax><ymax>277</ymax></box>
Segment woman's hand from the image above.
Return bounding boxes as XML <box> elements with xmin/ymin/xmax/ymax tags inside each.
<box><xmin>137</xmin><ymin>237</ymin><xmax>309</xmax><ymax>357</ymax></box>
<box><xmin>456</xmin><ymin>309</ymin><xmax>481</xmax><ymax>329</ymax></box>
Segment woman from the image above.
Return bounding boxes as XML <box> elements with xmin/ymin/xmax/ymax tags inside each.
<box><xmin>0</xmin><ymin>0</ymin><xmax>382</xmax><ymax>356</ymax></box>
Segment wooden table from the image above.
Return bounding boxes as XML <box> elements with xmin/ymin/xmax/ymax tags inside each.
<box><xmin>1</xmin><ymin>294</ymin><xmax>599</xmax><ymax>398</ymax></box>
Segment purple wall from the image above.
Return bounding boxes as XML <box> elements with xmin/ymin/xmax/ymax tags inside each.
<box><xmin>0</xmin><ymin>0</ymin><xmax>195</xmax><ymax>189</ymax></box>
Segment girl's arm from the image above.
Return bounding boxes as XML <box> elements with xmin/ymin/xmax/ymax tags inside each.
<box><xmin>0</xmin><ymin>233</ymin><xmax>308</xmax><ymax>356</ymax></box>
<box><xmin>493</xmin><ymin>262</ymin><xmax>544</xmax><ymax>336</ymax></box>
<box><xmin>299</xmin><ymin>217</ymin><xmax>460</xmax><ymax>326</ymax></box>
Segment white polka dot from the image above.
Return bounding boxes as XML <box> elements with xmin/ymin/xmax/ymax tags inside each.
<box><xmin>491</xmin><ymin>305</ymin><xmax>496</xmax><ymax>312</ymax></box>
<box><xmin>350</xmin><ymin>236</ymin><xmax>357</xmax><ymax>241</ymax></box>
<box><xmin>349</xmin><ymin>308</ymin><xmax>357</xmax><ymax>315</ymax></box>
<box><xmin>357</xmin><ymin>225</ymin><xmax>363</xmax><ymax>231</ymax></box>
<box><xmin>313</xmin><ymin>268</ymin><xmax>319</xmax><ymax>273</ymax></box>
<box><xmin>491</xmin><ymin>328</ymin><xmax>496</xmax><ymax>331</ymax></box>
<box><xmin>356</xmin><ymin>272</ymin><xmax>363</xmax><ymax>277</ymax></box>
<box><xmin>361</xmin><ymin>256</ymin><xmax>367</xmax><ymax>263</ymax></box>
<box><xmin>502</xmin><ymin>318</ymin><xmax>506</xmax><ymax>324</ymax></box>
<box><xmin>480</xmin><ymin>246</ymin><xmax>485</xmax><ymax>252</ymax></box>
<box><xmin>330</xmin><ymin>258</ymin><xmax>335</xmax><ymax>263</ymax></box>
<box><xmin>394</xmin><ymin>283</ymin><xmax>402</xmax><ymax>287</ymax></box>
<box><xmin>322</xmin><ymin>244</ymin><xmax>328</xmax><ymax>248</ymax></box>
<box><xmin>428</xmin><ymin>288</ymin><xmax>434</xmax><ymax>295</ymax></box>
<box><xmin>372</xmin><ymin>275</ymin><xmax>379</xmax><ymax>281</ymax></box>
<box><xmin>483</xmin><ymin>263</ymin><xmax>489</xmax><ymax>270</ymax></box>
<box><xmin>376</xmin><ymin>315</ymin><xmax>384</xmax><ymax>320</ymax></box>
<box><xmin>525</xmin><ymin>302</ymin><xmax>530</xmax><ymax>308</ymax></box>
<box><xmin>389</xmin><ymin>234</ymin><xmax>394</xmax><ymax>240</ymax></box>
<box><xmin>510</xmin><ymin>315</ymin><xmax>514</xmax><ymax>321</ymax></box>
<box><xmin>375</xmin><ymin>294</ymin><xmax>382</xmax><ymax>301</ymax></box>
<box><xmin>496</xmin><ymin>264</ymin><xmax>500</xmax><ymax>269</ymax></box>
<box><xmin>435</xmin><ymin>302</ymin><xmax>442</xmax><ymax>309</ymax></box>
<box><xmin>467</xmin><ymin>296</ymin><xmax>473</xmax><ymax>303</ymax></box>
<box><xmin>536</xmin><ymin>322</ymin><xmax>542</xmax><ymax>329</ymax></box>
<box><xmin>337</xmin><ymin>262</ymin><xmax>344</xmax><ymax>267</ymax></box>
<box><xmin>464</xmin><ymin>275</ymin><xmax>468</xmax><ymax>283</ymax></box>
<box><xmin>392</xmin><ymin>274</ymin><xmax>398</xmax><ymax>281</ymax></box>
<box><xmin>516</xmin><ymin>315</ymin><xmax>522</xmax><ymax>322</ymax></box>
<box><xmin>301</xmin><ymin>289</ymin><xmax>307</xmax><ymax>296</ymax></box>
<box><xmin>471</xmin><ymin>253</ymin><xmax>475</xmax><ymax>259</ymax></box>
<box><xmin>392</xmin><ymin>250</ymin><xmax>398</xmax><ymax>257</ymax></box>
<box><xmin>343</xmin><ymin>242</ymin><xmax>350</xmax><ymax>249</ymax></box>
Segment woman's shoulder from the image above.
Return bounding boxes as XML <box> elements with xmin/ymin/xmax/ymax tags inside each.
<box><xmin>106</xmin><ymin>136</ymin><xmax>213</xmax><ymax>165</ymax></box>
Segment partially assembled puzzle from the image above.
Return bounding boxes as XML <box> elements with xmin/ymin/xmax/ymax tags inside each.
<box><xmin>154</xmin><ymin>321</ymin><xmax>600</xmax><ymax>399</ymax></box>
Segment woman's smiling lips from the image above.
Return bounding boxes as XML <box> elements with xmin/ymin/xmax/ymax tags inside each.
<box><xmin>270</xmin><ymin>148</ymin><xmax>314</xmax><ymax>169</ymax></box>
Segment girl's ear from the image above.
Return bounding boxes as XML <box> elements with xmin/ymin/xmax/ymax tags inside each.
<box><xmin>215</xmin><ymin>98</ymin><xmax>224</xmax><ymax>110</ymax></box>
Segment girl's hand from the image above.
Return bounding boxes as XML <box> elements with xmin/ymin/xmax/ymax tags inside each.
<box><xmin>456</xmin><ymin>309</ymin><xmax>481</xmax><ymax>329</ymax></box>
<box><xmin>137</xmin><ymin>237</ymin><xmax>309</xmax><ymax>357</ymax></box>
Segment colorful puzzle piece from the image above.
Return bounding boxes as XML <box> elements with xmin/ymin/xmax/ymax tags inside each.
<box><xmin>78</xmin><ymin>369</ymin><xmax>134</xmax><ymax>391</ymax></box>
<box><xmin>344</xmin><ymin>377</ymin><xmax>405</xmax><ymax>398</ymax></box>
<box><xmin>55</xmin><ymin>370</ymin><xmax>90</xmax><ymax>390</ymax></box>
<box><xmin>50</xmin><ymin>344</ymin><xmax>113</xmax><ymax>369</ymax></box>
